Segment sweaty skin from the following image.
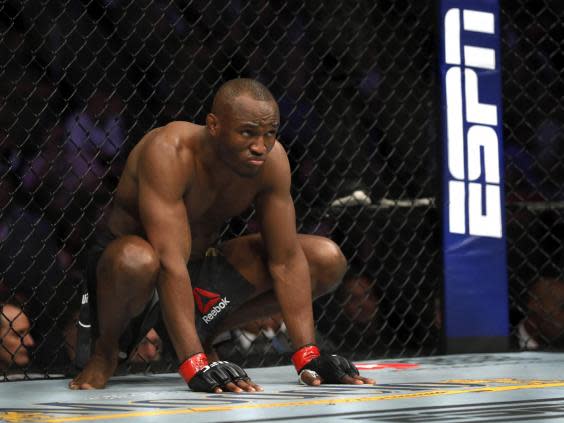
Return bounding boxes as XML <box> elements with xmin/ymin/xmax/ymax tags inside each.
<box><xmin>70</xmin><ymin>93</ymin><xmax>372</xmax><ymax>391</ymax></box>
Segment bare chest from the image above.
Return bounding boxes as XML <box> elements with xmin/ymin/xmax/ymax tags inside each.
<box><xmin>185</xmin><ymin>182</ymin><xmax>258</xmax><ymax>230</ymax></box>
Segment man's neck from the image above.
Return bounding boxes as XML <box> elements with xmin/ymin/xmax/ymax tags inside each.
<box><xmin>198</xmin><ymin>132</ymin><xmax>241</xmax><ymax>186</ymax></box>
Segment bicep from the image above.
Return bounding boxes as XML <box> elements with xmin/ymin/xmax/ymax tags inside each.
<box><xmin>258</xmin><ymin>190</ymin><xmax>299</xmax><ymax>260</ymax></box>
<box><xmin>138</xmin><ymin>185</ymin><xmax>191</xmax><ymax>263</ymax></box>
<box><xmin>256</xmin><ymin>150</ymin><xmax>300</xmax><ymax>264</ymax></box>
<box><xmin>137</xmin><ymin>141</ymin><xmax>191</xmax><ymax>264</ymax></box>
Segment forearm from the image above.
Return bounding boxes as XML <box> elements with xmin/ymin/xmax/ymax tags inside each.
<box><xmin>156</xmin><ymin>264</ymin><xmax>203</xmax><ymax>361</ymax></box>
<box><xmin>270</xmin><ymin>252</ymin><xmax>316</xmax><ymax>348</ymax></box>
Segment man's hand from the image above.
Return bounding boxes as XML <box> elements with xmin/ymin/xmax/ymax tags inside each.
<box><xmin>179</xmin><ymin>353</ymin><xmax>262</xmax><ymax>393</ymax></box>
<box><xmin>292</xmin><ymin>345</ymin><xmax>374</xmax><ymax>386</ymax></box>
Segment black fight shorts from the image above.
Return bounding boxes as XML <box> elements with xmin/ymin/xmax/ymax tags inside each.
<box><xmin>75</xmin><ymin>232</ymin><xmax>256</xmax><ymax>368</ymax></box>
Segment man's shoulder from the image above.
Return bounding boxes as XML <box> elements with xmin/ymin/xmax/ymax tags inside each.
<box><xmin>130</xmin><ymin>122</ymin><xmax>203</xmax><ymax>187</ymax></box>
<box><xmin>258</xmin><ymin>141</ymin><xmax>291</xmax><ymax>190</ymax></box>
<box><xmin>162</xmin><ymin>120</ymin><xmax>203</xmax><ymax>136</ymax></box>
<box><xmin>139</xmin><ymin>121</ymin><xmax>203</xmax><ymax>161</ymax></box>
<box><xmin>149</xmin><ymin>121</ymin><xmax>204</xmax><ymax>147</ymax></box>
<box><xmin>268</xmin><ymin>141</ymin><xmax>290</xmax><ymax>170</ymax></box>
<box><xmin>265</xmin><ymin>141</ymin><xmax>289</xmax><ymax>167</ymax></box>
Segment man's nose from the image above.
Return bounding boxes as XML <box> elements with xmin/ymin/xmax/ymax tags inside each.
<box><xmin>23</xmin><ymin>333</ymin><xmax>34</xmax><ymax>347</ymax></box>
<box><xmin>146</xmin><ymin>343</ymin><xmax>159</xmax><ymax>361</ymax></box>
<box><xmin>250</xmin><ymin>137</ymin><xmax>268</xmax><ymax>155</ymax></box>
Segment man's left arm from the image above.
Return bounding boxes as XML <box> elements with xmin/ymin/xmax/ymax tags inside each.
<box><xmin>255</xmin><ymin>144</ymin><xmax>316</xmax><ymax>351</ymax></box>
<box><xmin>256</xmin><ymin>143</ymin><xmax>374</xmax><ymax>386</ymax></box>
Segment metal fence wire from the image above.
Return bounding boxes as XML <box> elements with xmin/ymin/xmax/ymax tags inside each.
<box><xmin>6</xmin><ymin>0</ymin><xmax>544</xmax><ymax>380</ymax></box>
<box><xmin>501</xmin><ymin>0</ymin><xmax>564</xmax><ymax>352</ymax></box>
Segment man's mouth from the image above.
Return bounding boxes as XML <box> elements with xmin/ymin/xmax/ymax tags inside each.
<box><xmin>247</xmin><ymin>158</ymin><xmax>265</xmax><ymax>166</ymax></box>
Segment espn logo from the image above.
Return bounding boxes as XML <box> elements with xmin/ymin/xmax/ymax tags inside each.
<box><xmin>444</xmin><ymin>8</ymin><xmax>502</xmax><ymax>238</ymax></box>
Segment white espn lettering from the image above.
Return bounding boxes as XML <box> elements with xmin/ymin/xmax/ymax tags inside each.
<box><xmin>444</xmin><ymin>7</ymin><xmax>502</xmax><ymax>238</ymax></box>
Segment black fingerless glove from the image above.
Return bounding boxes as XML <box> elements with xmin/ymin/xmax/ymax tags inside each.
<box><xmin>179</xmin><ymin>353</ymin><xmax>249</xmax><ymax>392</ymax></box>
<box><xmin>292</xmin><ymin>344</ymin><xmax>359</xmax><ymax>384</ymax></box>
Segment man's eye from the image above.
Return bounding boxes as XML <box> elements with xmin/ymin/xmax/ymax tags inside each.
<box><xmin>241</xmin><ymin>131</ymin><xmax>252</xmax><ymax>137</ymax></box>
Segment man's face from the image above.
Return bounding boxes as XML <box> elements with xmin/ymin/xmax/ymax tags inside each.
<box><xmin>0</xmin><ymin>305</ymin><xmax>34</xmax><ymax>368</ymax></box>
<box><xmin>130</xmin><ymin>329</ymin><xmax>161</xmax><ymax>363</ymax></box>
<box><xmin>528</xmin><ymin>278</ymin><xmax>564</xmax><ymax>341</ymax></box>
<box><xmin>342</xmin><ymin>276</ymin><xmax>379</xmax><ymax>324</ymax></box>
<box><xmin>211</xmin><ymin>95</ymin><xmax>279</xmax><ymax>178</ymax></box>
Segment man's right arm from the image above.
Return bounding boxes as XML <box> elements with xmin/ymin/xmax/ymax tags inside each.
<box><xmin>136</xmin><ymin>135</ymin><xmax>203</xmax><ymax>360</ymax></box>
<box><xmin>136</xmin><ymin>134</ymin><xmax>259</xmax><ymax>393</ymax></box>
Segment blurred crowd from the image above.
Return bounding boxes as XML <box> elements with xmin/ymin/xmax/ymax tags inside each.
<box><xmin>0</xmin><ymin>0</ymin><xmax>563</xmax><ymax>377</ymax></box>
<box><xmin>501</xmin><ymin>1</ymin><xmax>564</xmax><ymax>351</ymax></box>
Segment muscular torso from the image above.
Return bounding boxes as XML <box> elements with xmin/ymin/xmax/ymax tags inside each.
<box><xmin>107</xmin><ymin>121</ymin><xmax>264</xmax><ymax>258</ymax></box>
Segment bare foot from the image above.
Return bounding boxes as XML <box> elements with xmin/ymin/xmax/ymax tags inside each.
<box><xmin>69</xmin><ymin>344</ymin><xmax>119</xmax><ymax>390</ymax></box>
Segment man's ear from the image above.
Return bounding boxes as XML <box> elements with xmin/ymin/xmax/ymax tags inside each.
<box><xmin>206</xmin><ymin>113</ymin><xmax>219</xmax><ymax>136</ymax></box>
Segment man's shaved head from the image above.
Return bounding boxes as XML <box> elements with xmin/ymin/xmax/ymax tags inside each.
<box><xmin>212</xmin><ymin>79</ymin><xmax>276</xmax><ymax>116</ymax></box>
<box><xmin>205</xmin><ymin>78</ymin><xmax>279</xmax><ymax>178</ymax></box>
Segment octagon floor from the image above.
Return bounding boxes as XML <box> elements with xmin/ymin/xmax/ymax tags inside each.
<box><xmin>2</xmin><ymin>352</ymin><xmax>564</xmax><ymax>422</ymax></box>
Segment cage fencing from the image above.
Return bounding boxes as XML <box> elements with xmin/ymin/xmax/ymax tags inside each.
<box><xmin>0</xmin><ymin>0</ymin><xmax>445</xmax><ymax>380</ymax></box>
<box><xmin>502</xmin><ymin>0</ymin><xmax>564</xmax><ymax>352</ymax></box>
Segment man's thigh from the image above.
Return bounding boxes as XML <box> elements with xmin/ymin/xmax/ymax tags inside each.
<box><xmin>220</xmin><ymin>233</ymin><xmax>334</xmax><ymax>292</ymax></box>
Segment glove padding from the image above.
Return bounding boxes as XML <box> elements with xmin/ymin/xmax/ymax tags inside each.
<box><xmin>300</xmin><ymin>354</ymin><xmax>359</xmax><ymax>384</ymax></box>
<box><xmin>188</xmin><ymin>360</ymin><xmax>249</xmax><ymax>392</ymax></box>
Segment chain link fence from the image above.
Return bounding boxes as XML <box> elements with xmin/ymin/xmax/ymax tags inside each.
<box><xmin>2</xmin><ymin>0</ymin><xmax>440</xmax><ymax>380</ymax></box>
<box><xmin>502</xmin><ymin>0</ymin><xmax>564</xmax><ymax>352</ymax></box>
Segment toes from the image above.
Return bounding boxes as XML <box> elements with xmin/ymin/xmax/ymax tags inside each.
<box><xmin>69</xmin><ymin>381</ymin><xmax>95</xmax><ymax>390</ymax></box>
<box><xmin>69</xmin><ymin>378</ymin><xmax>82</xmax><ymax>389</ymax></box>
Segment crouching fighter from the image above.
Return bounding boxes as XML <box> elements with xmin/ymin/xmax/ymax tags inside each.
<box><xmin>70</xmin><ymin>78</ymin><xmax>374</xmax><ymax>392</ymax></box>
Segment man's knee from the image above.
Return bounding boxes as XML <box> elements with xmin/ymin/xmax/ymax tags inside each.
<box><xmin>100</xmin><ymin>236</ymin><xmax>160</xmax><ymax>286</ymax></box>
<box><xmin>97</xmin><ymin>236</ymin><xmax>159</xmax><ymax>323</ymax></box>
<box><xmin>309</xmin><ymin>237</ymin><xmax>347</xmax><ymax>298</ymax></box>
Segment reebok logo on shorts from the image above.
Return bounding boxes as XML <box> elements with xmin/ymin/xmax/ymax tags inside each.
<box><xmin>193</xmin><ymin>288</ymin><xmax>221</xmax><ymax>313</ymax></box>
<box><xmin>193</xmin><ymin>287</ymin><xmax>231</xmax><ymax>324</ymax></box>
